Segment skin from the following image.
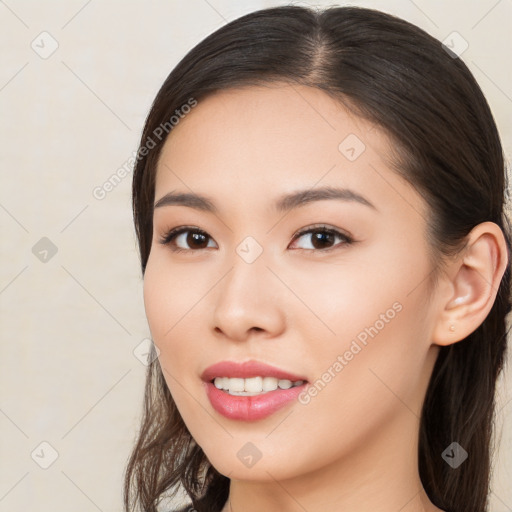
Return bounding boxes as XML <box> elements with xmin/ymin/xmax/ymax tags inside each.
<box><xmin>143</xmin><ymin>83</ymin><xmax>508</xmax><ymax>512</ymax></box>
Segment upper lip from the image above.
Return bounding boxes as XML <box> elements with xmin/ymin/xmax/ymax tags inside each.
<box><xmin>201</xmin><ymin>360</ymin><xmax>308</xmax><ymax>382</ymax></box>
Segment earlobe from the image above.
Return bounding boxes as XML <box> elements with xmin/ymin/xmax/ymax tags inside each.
<box><xmin>432</xmin><ymin>222</ymin><xmax>509</xmax><ymax>347</ymax></box>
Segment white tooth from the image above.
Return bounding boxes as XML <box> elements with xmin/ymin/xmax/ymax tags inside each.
<box><xmin>245</xmin><ymin>376</ymin><xmax>263</xmax><ymax>392</ymax></box>
<box><xmin>214</xmin><ymin>376</ymin><xmax>303</xmax><ymax>394</ymax></box>
<box><xmin>262</xmin><ymin>376</ymin><xmax>278</xmax><ymax>392</ymax></box>
<box><xmin>278</xmin><ymin>379</ymin><xmax>292</xmax><ymax>389</ymax></box>
<box><xmin>229</xmin><ymin>377</ymin><xmax>245</xmax><ymax>392</ymax></box>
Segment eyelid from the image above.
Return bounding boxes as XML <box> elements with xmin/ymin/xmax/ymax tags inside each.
<box><xmin>289</xmin><ymin>224</ymin><xmax>353</xmax><ymax>251</ymax></box>
<box><xmin>291</xmin><ymin>223</ymin><xmax>351</xmax><ymax>240</ymax></box>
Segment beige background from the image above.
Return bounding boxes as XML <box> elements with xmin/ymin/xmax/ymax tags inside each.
<box><xmin>0</xmin><ymin>1</ymin><xmax>510</xmax><ymax>510</ymax></box>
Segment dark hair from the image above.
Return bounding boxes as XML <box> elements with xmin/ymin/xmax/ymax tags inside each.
<box><xmin>125</xmin><ymin>5</ymin><xmax>511</xmax><ymax>512</ymax></box>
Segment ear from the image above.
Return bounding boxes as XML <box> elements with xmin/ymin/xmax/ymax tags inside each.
<box><xmin>432</xmin><ymin>221</ymin><xmax>509</xmax><ymax>346</ymax></box>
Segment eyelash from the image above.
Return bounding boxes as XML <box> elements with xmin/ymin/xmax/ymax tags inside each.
<box><xmin>158</xmin><ymin>224</ymin><xmax>354</xmax><ymax>254</ymax></box>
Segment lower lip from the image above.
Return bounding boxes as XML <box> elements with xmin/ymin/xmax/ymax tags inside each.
<box><xmin>204</xmin><ymin>381</ymin><xmax>307</xmax><ymax>421</ymax></box>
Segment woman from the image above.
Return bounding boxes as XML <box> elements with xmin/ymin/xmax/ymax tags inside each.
<box><xmin>124</xmin><ymin>5</ymin><xmax>511</xmax><ymax>512</ymax></box>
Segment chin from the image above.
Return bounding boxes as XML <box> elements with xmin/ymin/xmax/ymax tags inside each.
<box><xmin>199</xmin><ymin>441</ymin><xmax>309</xmax><ymax>482</ymax></box>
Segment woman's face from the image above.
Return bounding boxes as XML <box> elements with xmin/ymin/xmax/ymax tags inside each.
<box><xmin>143</xmin><ymin>83</ymin><xmax>443</xmax><ymax>482</ymax></box>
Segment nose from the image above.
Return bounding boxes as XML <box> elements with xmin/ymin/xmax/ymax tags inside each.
<box><xmin>212</xmin><ymin>246</ymin><xmax>286</xmax><ymax>342</ymax></box>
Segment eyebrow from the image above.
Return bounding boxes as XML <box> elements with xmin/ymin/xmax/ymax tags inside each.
<box><xmin>153</xmin><ymin>186</ymin><xmax>376</xmax><ymax>213</ymax></box>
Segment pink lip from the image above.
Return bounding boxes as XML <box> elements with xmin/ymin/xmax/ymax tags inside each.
<box><xmin>201</xmin><ymin>360</ymin><xmax>308</xmax><ymax>422</ymax></box>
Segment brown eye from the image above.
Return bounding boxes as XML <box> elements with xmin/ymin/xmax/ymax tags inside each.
<box><xmin>159</xmin><ymin>227</ymin><xmax>217</xmax><ymax>252</ymax></box>
<box><xmin>290</xmin><ymin>225</ymin><xmax>353</xmax><ymax>252</ymax></box>
<box><xmin>184</xmin><ymin>231</ymin><xmax>209</xmax><ymax>249</ymax></box>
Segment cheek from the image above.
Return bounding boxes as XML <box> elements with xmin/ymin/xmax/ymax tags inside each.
<box><xmin>293</xmin><ymin>236</ymin><xmax>434</xmax><ymax>407</ymax></box>
<box><xmin>143</xmin><ymin>251</ymin><xmax>207</xmax><ymax>342</ymax></box>
<box><xmin>143</xmin><ymin>258</ymin><xmax>203</xmax><ymax>424</ymax></box>
<box><xmin>285</xmin><ymin>290</ymin><xmax>433</xmax><ymax>476</ymax></box>
<box><xmin>288</xmin><ymin>234</ymin><xmax>428</xmax><ymax>348</ymax></box>
<box><xmin>143</xmin><ymin>253</ymin><xmax>196</xmax><ymax>373</ymax></box>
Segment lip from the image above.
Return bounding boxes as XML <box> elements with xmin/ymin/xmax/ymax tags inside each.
<box><xmin>201</xmin><ymin>360</ymin><xmax>309</xmax><ymax>421</ymax></box>
<box><xmin>204</xmin><ymin>381</ymin><xmax>308</xmax><ymax>421</ymax></box>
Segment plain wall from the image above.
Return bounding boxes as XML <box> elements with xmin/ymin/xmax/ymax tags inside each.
<box><xmin>1</xmin><ymin>1</ymin><xmax>510</xmax><ymax>510</ymax></box>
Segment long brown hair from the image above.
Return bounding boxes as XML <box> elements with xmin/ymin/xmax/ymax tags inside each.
<box><xmin>125</xmin><ymin>6</ymin><xmax>512</xmax><ymax>511</ymax></box>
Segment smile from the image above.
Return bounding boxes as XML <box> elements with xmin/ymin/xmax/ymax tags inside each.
<box><xmin>212</xmin><ymin>376</ymin><xmax>305</xmax><ymax>396</ymax></box>
<box><xmin>201</xmin><ymin>360</ymin><xmax>309</xmax><ymax>421</ymax></box>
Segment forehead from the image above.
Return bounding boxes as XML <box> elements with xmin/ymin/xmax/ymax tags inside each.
<box><xmin>153</xmin><ymin>83</ymin><xmax>425</xmax><ymax>222</ymax></box>
<box><xmin>157</xmin><ymin>84</ymin><xmax>386</xmax><ymax>178</ymax></box>
<box><xmin>159</xmin><ymin>83</ymin><xmax>382</xmax><ymax>150</ymax></box>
